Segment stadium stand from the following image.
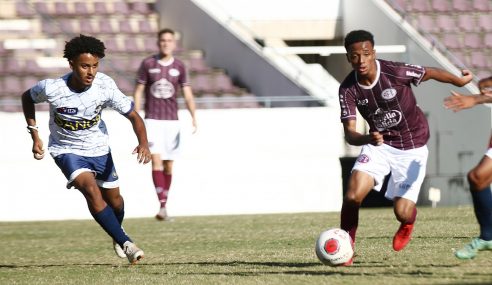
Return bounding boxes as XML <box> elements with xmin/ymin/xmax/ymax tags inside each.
<box><xmin>385</xmin><ymin>0</ymin><xmax>492</xmax><ymax>79</ymax></box>
<box><xmin>0</xmin><ymin>0</ymin><xmax>261</xmax><ymax>112</ymax></box>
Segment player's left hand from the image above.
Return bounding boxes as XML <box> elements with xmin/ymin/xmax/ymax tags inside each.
<box><xmin>132</xmin><ymin>145</ymin><xmax>151</xmax><ymax>164</ymax></box>
<box><xmin>444</xmin><ymin>90</ymin><xmax>476</xmax><ymax>112</ymax></box>
<box><xmin>191</xmin><ymin>119</ymin><xmax>198</xmax><ymax>134</ymax></box>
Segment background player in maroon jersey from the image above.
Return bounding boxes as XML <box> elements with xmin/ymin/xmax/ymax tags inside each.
<box><xmin>444</xmin><ymin>76</ymin><xmax>492</xmax><ymax>259</ymax></box>
<box><xmin>338</xmin><ymin>30</ymin><xmax>473</xmax><ymax>265</ymax></box>
<box><xmin>133</xmin><ymin>28</ymin><xmax>197</xmax><ymax>221</ymax></box>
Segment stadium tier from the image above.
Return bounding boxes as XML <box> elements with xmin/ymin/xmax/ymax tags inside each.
<box><xmin>0</xmin><ymin>0</ymin><xmax>260</xmax><ymax>112</ymax></box>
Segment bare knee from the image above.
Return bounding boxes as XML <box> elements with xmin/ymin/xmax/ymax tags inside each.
<box><xmin>393</xmin><ymin>199</ymin><xmax>415</xmax><ymax>223</ymax></box>
<box><xmin>344</xmin><ymin>191</ymin><xmax>364</xmax><ymax>206</ymax></box>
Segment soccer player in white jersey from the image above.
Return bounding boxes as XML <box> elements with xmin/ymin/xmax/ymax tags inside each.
<box><xmin>444</xmin><ymin>76</ymin><xmax>492</xmax><ymax>259</ymax></box>
<box><xmin>338</xmin><ymin>30</ymin><xmax>473</xmax><ymax>265</ymax></box>
<box><xmin>21</xmin><ymin>35</ymin><xmax>151</xmax><ymax>265</ymax></box>
<box><xmin>133</xmin><ymin>28</ymin><xmax>197</xmax><ymax>221</ymax></box>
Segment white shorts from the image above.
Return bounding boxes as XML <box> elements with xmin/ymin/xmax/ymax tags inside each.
<box><xmin>145</xmin><ymin>119</ymin><xmax>181</xmax><ymax>160</ymax></box>
<box><xmin>352</xmin><ymin>144</ymin><xmax>428</xmax><ymax>203</ymax></box>
<box><xmin>485</xmin><ymin>148</ymin><xmax>492</xmax><ymax>159</ymax></box>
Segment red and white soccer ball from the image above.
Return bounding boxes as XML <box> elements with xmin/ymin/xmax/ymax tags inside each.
<box><xmin>315</xmin><ymin>228</ymin><xmax>354</xmax><ymax>266</ymax></box>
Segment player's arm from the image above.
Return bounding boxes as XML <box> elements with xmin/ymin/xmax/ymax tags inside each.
<box><xmin>422</xmin><ymin>67</ymin><xmax>473</xmax><ymax>87</ymax></box>
<box><xmin>182</xmin><ymin>85</ymin><xmax>197</xmax><ymax>133</ymax></box>
<box><xmin>133</xmin><ymin>83</ymin><xmax>145</xmax><ymax>113</ymax></box>
<box><xmin>342</xmin><ymin>119</ymin><xmax>383</xmax><ymax>146</ymax></box>
<box><xmin>126</xmin><ymin>109</ymin><xmax>151</xmax><ymax>164</ymax></box>
<box><xmin>21</xmin><ymin>90</ymin><xmax>44</xmax><ymax>160</ymax></box>
<box><xmin>444</xmin><ymin>90</ymin><xmax>492</xmax><ymax>112</ymax></box>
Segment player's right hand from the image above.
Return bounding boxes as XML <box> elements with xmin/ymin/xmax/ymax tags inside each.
<box><xmin>32</xmin><ymin>140</ymin><xmax>45</xmax><ymax>160</ymax></box>
<box><xmin>368</xmin><ymin>132</ymin><xmax>384</xmax><ymax>146</ymax></box>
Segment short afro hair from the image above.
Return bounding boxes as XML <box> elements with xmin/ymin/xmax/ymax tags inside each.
<box><xmin>344</xmin><ymin>30</ymin><xmax>375</xmax><ymax>50</ymax></box>
<box><xmin>63</xmin><ymin>34</ymin><xmax>105</xmax><ymax>60</ymax></box>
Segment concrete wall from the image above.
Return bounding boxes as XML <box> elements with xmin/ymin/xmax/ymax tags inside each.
<box><xmin>341</xmin><ymin>0</ymin><xmax>491</xmax><ymax>206</ymax></box>
<box><xmin>156</xmin><ymin>0</ymin><xmax>309</xmax><ymax>103</ymax></box>
<box><xmin>1</xmin><ymin>107</ymin><xmax>344</xmax><ymax>221</ymax></box>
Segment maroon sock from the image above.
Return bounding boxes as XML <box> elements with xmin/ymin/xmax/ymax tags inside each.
<box><xmin>152</xmin><ymin>170</ymin><xmax>168</xmax><ymax>208</ymax></box>
<box><xmin>161</xmin><ymin>173</ymin><xmax>172</xmax><ymax>208</ymax></box>
<box><xmin>340</xmin><ymin>202</ymin><xmax>359</xmax><ymax>243</ymax></box>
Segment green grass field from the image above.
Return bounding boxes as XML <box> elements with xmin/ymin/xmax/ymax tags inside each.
<box><xmin>1</xmin><ymin>207</ymin><xmax>491</xmax><ymax>285</ymax></box>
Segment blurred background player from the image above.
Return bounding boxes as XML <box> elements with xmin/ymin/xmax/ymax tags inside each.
<box><xmin>444</xmin><ymin>75</ymin><xmax>492</xmax><ymax>259</ymax></box>
<box><xmin>21</xmin><ymin>34</ymin><xmax>151</xmax><ymax>265</ymax></box>
<box><xmin>338</xmin><ymin>30</ymin><xmax>473</xmax><ymax>265</ymax></box>
<box><xmin>133</xmin><ymin>28</ymin><xmax>197</xmax><ymax>221</ymax></box>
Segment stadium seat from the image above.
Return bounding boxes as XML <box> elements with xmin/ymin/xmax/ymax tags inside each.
<box><xmin>442</xmin><ymin>33</ymin><xmax>462</xmax><ymax>49</ymax></box>
<box><xmin>34</xmin><ymin>2</ymin><xmax>51</xmax><ymax>15</ymax></box>
<box><xmin>59</xmin><ymin>19</ymin><xmax>76</xmax><ymax>34</ymax></box>
<box><xmin>473</xmin><ymin>0</ymin><xmax>491</xmax><ymax>11</ymax></box>
<box><xmin>436</xmin><ymin>14</ymin><xmax>458</xmax><ymax>33</ymax></box>
<box><xmin>74</xmin><ymin>2</ymin><xmax>91</xmax><ymax>16</ymax></box>
<box><xmin>104</xmin><ymin>38</ymin><xmax>121</xmax><ymax>53</ymax></box>
<box><xmin>463</xmin><ymin>33</ymin><xmax>483</xmax><ymax>49</ymax></box>
<box><xmin>138</xmin><ymin>20</ymin><xmax>156</xmax><ymax>34</ymax></box>
<box><xmin>22</xmin><ymin>76</ymin><xmax>39</xmax><ymax>91</ymax></box>
<box><xmin>3</xmin><ymin>76</ymin><xmax>22</xmax><ymax>94</ymax></box>
<box><xmin>99</xmin><ymin>19</ymin><xmax>116</xmax><ymax>34</ymax></box>
<box><xmin>94</xmin><ymin>2</ymin><xmax>110</xmax><ymax>15</ymax></box>
<box><xmin>484</xmin><ymin>34</ymin><xmax>492</xmax><ymax>48</ymax></box>
<box><xmin>4</xmin><ymin>58</ymin><xmax>24</xmax><ymax>74</ymax></box>
<box><xmin>457</xmin><ymin>14</ymin><xmax>478</xmax><ymax>32</ymax></box>
<box><xmin>113</xmin><ymin>1</ymin><xmax>130</xmax><ymax>15</ymax></box>
<box><xmin>79</xmin><ymin>20</ymin><xmax>95</xmax><ymax>36</ymax></box>
<box><xmin>450</xmin><ymin>50</ymin><xmax>469</xmax><ymax>67</ymax></box>
<box><xmin>478</xmin><ymin>14</ymin><xmax>492</xmax><ymax>31</ymax></box>
<box><xmin>123</xmin><ymin>38</ymin><xmax>142</xmax><ymax>53</ymax></box>
<box><xmin>119</xmin><ymin>20</ymin><xmax>135</xmax><ymax>34</ymax></box>
<box><xmin>432</xmin><ymin>0</ymin><xmax>452</xmax><ymax>12</ymax></box>
<box><xmin>132</xmin><ymin>2</ymin><xmax>152</xmax><ymax>14</ymax></box>
<box><xmin>143</xmin><ymin>37</ymin><xmax>157</xmax><ymax>52</ymax></box>
<box><xmin>15</xmin><ymin>2</ymin><xmax>36</xmax><ymax>17</ymax></box>
<box><xmin>416</xmin><ymin>14</ymin><xmax>439</xmax><ymax>34</ymax></box>
<box><xmin>54</xmin><ymin>2</ymin><xmax>71</xmax><ymax>16</ymax></box>
<box><xmin>470</xmin><ymin>51</ymin><xmax>488</xmax><ymax>68</ymax></box>
<box><xmin>409</xmin><ymin>0</ymin><xmax>432</xmax><ymax>12</ymax></box>
<box><xmin>214</xmin><ymin>72</ymin><xmax>236</xmax><ymax>93</ymax></box>
<box><xmin>24</xmin><ymin>59</ymin><xmax>44</xmax><ymax>75</ymax></box>
<box><xmin>452</xmin><ymin>0</ymin><xmax>472</xmax><ymax>12</ymax></box>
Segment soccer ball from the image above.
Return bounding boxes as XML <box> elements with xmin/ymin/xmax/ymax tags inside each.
<box><xmin>315</xmin><ymin>228</ymin><xmax>354</xmax><ymax>266</ymax></box>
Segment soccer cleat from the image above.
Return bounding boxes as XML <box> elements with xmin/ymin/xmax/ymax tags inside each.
<box><xmin>340</xmin><ymin>238</ymin><xmax>355</xmax><ymax>266</ymax></box>
<box><xmin>155</xmin><ymin>207</ymin><xmax>174</xmax><ymax>222</ymax></box>
<box><xmin>123</xmin><ymin>241</ymin><xmax>144</xmax><ymax>265</ymax></box>
<box><xmin>455</xmin><ymin>237</ymin><xmax>492</xmax><ymax>260</ymax></box>
<box><xmin>113</xmin><ymin>240</ymin><xmax>126</xmax><ymax>258</ymax></box>
<box><xmin>393</xmin><ymin>223</ymin><xmax>414</xmax><ymax>251</ymax></box>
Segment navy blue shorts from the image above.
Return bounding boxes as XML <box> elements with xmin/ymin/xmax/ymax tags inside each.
<box><xmin>53</xmin><ymin>153</ymin><xmax>119</xmax><ymax>189</ymax></box>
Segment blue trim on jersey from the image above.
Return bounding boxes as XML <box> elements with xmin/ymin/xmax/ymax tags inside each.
<box><xmin>54</xmin><ymin>153</ymin><xmax>119</xmax><ymax>187</ymax></box>
<box><xmin>123</xmin><ymin>101</ymin><xmax>135</xmax><ymax>117</ymax></box>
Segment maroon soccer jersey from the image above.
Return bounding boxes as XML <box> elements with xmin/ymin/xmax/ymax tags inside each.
<box><xmin>137</xmin><ymin>56</ymin><xmax>190</xmax><ymax>120</ymax></box>
<box><xmin>339</xmin><ymin>59</ymin><xmax>429</xmax><ymax>150</ymax></box>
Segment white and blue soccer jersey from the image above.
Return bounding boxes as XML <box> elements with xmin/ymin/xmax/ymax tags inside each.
<box><xmin>30</xmin><ymin>72</ymin><xmax>134</xmax><ymax>157</ymax></box>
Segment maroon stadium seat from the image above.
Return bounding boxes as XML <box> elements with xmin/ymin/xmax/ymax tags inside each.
<box><xmin>416</xmin><ymin>14</ymin><xmax>439</xmax><ymax>34</ymax></box>
<box><xmin>104</xmin><ymin>38</ymin><xmax>121</xmax><ymax>53</ymax></box>
<box><xmin>119</xmin><ymin>20</ymin><xmax>135</xmax><ymax>34</ymax></box>
<box><xmin>113</xmin><ymin>1</ymin><xmax>130</xmax><ymax>15</ymax></box>
<box><xmin>34</xmin><ymin>2</ymin><xmax>51</xmax><ymax>15</ymax></box>
<box><xmin>452</xmin><ymin>0</ymin><xmax>472</xmax><ymax>12</ymax></box>
<box><xmin>94</xmin><ymin>2</ymin><xmax>109</xmax><ymax>15</ymax></box>
<box><xmin>54</xmin><ymin>2</ymin><xmax>71</xmax><ymax>16</ymax></box>
<box><xmin>484</xmin><ymin>33</ymin><xmax>492</xmax><ymax>48</ymax></box>
<box><xmin>138</xmin><ymin>20</ymin><xmax>155</xmax><ymax>34</ymax></box>
<box><xmin>74</xmin><ymin>2</ymin><xmax>90</xmax><ymax>15</ymax></box>
<box><xmin>99</xmin><ymin>19</ymin><xmax>116</xmax><ymax>34</ymax></box>
<box><xmin>470</xmin><ymin>51</ymin><xmax>488</xmax><ymax>68</ymax></box>
<box><xmin>4</xmin><ymin>58</ymin><xmax>24</xmax><ymax>74</ymax></box>
<box><xmin>123</xmin><ymin>38</ymin><xmax>142</xmax><ymax>53</ymax></box>
<box><xmin>3</xmin><ymin>76</ymin><xmax>22</xmax><ymax>93</ymax></box>
<box><xmin>478</xmin><ymin>14</ymin><xmax>492</xmax><ymax>31</ymax></box>
<box><xmin>473</xmin><ymin>0</ymin><xmax>491</xmax><ymax>11</ymax></box>
<box><xmin>143</xmin><ymin>37</ymin><xmax>157</xmax><ymax>52</ymax></box>
<box><xmin>132</xmin><ymin>2</ymin><xmax>151</xmax><ymax>14</ymax></box>
<box><xmin>442</xmin><ymin>33</ymin><xmax>462</xmax><ymax>49</ymax></box>
<box><xmin>436</xmin><ymin>14</ymin><xmax>458</xmax><ymax>33</ymax></box>
<box><xmin>15</xmin><ymin>2</ymin><xmax>36</xmax><ymax>17</ymax></box>
<box><xmin>463</xmin><ymin>33</ymin><xmax>482</xmax><ymax>49</ymax></box>
<box><xmin>432</xmin><ymin>0</ymin><xmax>452</xmax><ymax>12</ymax></box>
<box><xmin>79</xmin><ymin>20</ymin><xmax>95</xmax><ymax>35</ymax></box>
<box><xmin>410</xmin><ymin>0</ymin><xmax>432</xmax><ymax>12</ymax></box>
<box><xmin>457</xmin><ymin>14</ymin><xmax>478</xmax><ymax>33</ymax></box>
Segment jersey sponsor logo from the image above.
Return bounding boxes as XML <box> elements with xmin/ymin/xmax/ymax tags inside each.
<box><xmin>357</xmin><ymin>98</ymin><xmax>369</xmax><ymax>105</ymax></box>
<box><xmin>357</xmin><ymin>154</ymin><xmax>370</xmax><ymax>163</ymax></box>
<box><xmin>371</xmin><ymin>108</ymin><xmax>402</xmax><ymax>131</ymax></box>
<box><xmin>56</xmin><ymin>107</ymin><xmax>78</xmax><ymax>115</ymax></box>
<box><xmin>150</xmin><ymin>78</ymin><xmax>175</xmax><ymax>99</ymax></box>
<box><xmin>54</xmin><ymin>112</ymin><xmax>101</xmax><ymax>131</ymax></box>
<box><xmin>406</xmin><ymin>71</ymin><xmax>421</xmax><ymax>78</ymax></box>
<box><xmin>169</xmin><ymin>68</ymin><xmax>180</xmax><ymax>77</ymax></box>
<box><xmin>149</xmin><ymin>68</ymin><xmax>161</xmax><ymax>74</ymax></box>
<box><xmin>405</xmin><ymin>63</ymin><xmax>422</xmax><ymax>69</ymax></box>
<box><xmin>381</xmin><ymin>88</ymin><xmax>397</xmax><ymax>100</ymax></box>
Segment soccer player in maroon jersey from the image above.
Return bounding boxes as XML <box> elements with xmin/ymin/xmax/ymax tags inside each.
<box><xmin>338</xmin><ymin>30</ymin><xmax>473</xmax><ymax>265</ymax></box>
<box><xmin>133</xmin><ymin>28</ymin><xmax>197</xmax><ymax>221</ymax></box>
<box><xmin>444</xmin><ymin>76</ymin><xmax>492</xmax><ymax>259</ymax></box>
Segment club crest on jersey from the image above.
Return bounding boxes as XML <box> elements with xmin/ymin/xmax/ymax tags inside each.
<box><xmin>381</xmin><ymin>88</ymin><xmax>397</xmax><ymax>100</ymax></box>
<box><xmin>357</xmin><ymin>154</ymin><xmax>370</xmax><ymax>163</ymax></box>
<box><xmin>56</xmin><ymin>107</ymin><xmax>78</xmax><ymax>115</ymax></box>
<box><xmin>169</xmin><ymin>68</ymin><xmax>180</xmax><ymax>77</ymax></box>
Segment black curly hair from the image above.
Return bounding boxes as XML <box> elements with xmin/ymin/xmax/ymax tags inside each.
<box><xmin>63</xmin><ymin>34</ymin><xmax>106</xmax><ymax>60</ymax></box>
<box><xmin>344</xmin><ymin>30</ymin><xmax>375</xmax><ymax>50</ymax></box>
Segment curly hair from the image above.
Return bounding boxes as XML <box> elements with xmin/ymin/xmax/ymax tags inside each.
<box><xmin>63</xmin><ymin>34</ymin><xmax>106</xmax><ymax>60</ymax></box>
<box><xmin>344</xmin><ymin>30</ymin><xmax>375</xmax><ymax>50</ymax></box>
